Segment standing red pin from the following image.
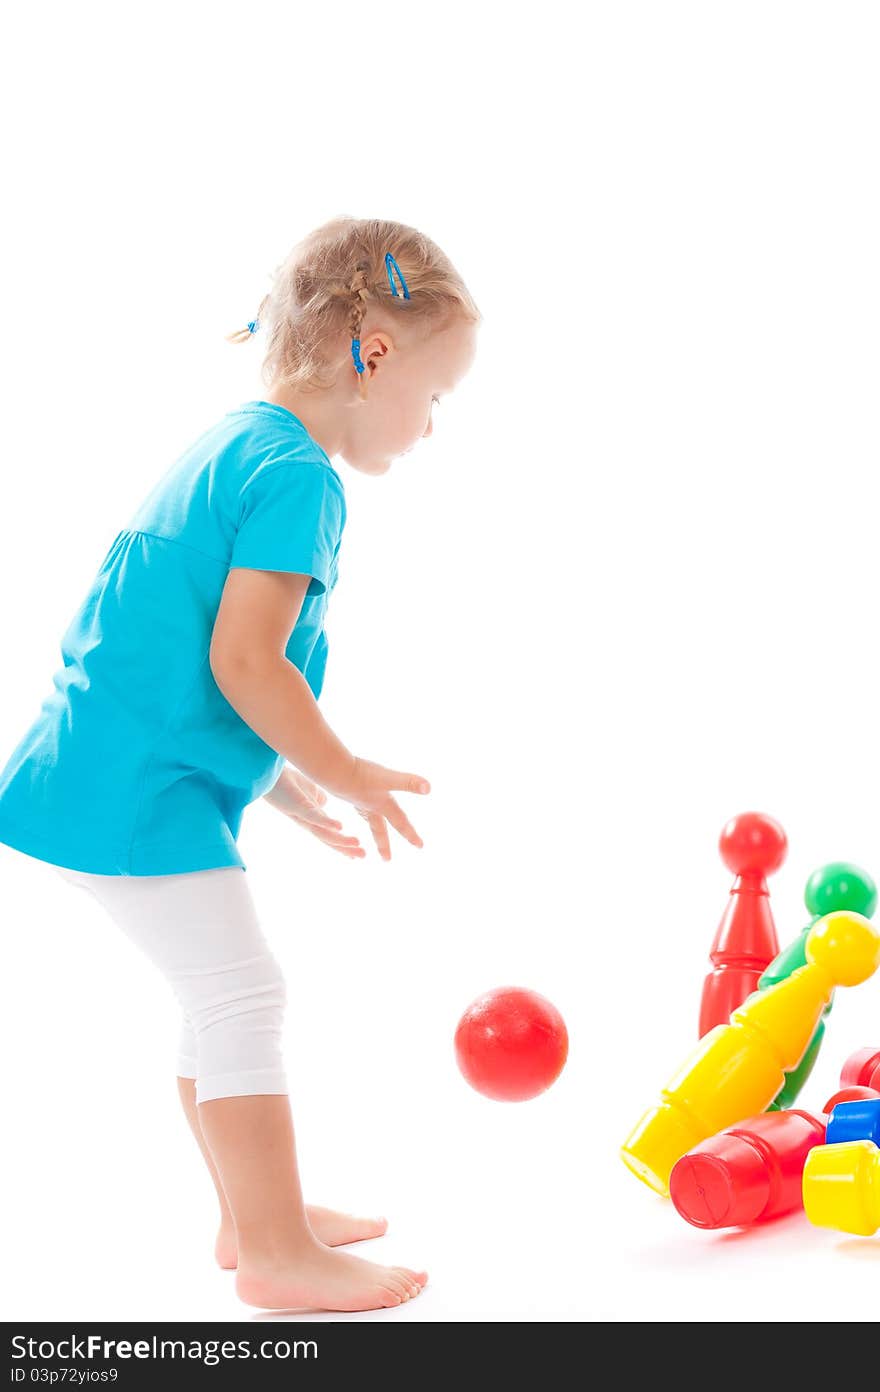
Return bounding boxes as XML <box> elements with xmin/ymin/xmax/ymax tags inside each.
<box><xmin>699</xmin><ymin>812</ymin><xmax>788</xmax><ymax>1038</ymax></box>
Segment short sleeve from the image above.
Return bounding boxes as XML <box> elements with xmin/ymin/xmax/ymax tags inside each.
<box><xmin>229</xmin><ymin>461</ymin><xmax>345</xmax><ymax>595</ymax></box>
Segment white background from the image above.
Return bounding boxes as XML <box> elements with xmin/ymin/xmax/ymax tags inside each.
<box><xmin>1</xmin><ymin>1</ymin><xmax>879</xmax><ymax>1324</ymax></box>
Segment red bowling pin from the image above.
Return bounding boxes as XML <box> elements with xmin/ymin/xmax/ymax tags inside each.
<box><xmin>840</xmin><ymin>1046</ymin><xmax>880</xmax><ymax>1093</ymax></box>
<box><xmin>699</xmin><ymin>812</ymin><xmax>787</xmax><ymax>1037</ymax></box>
<box><xmin>669</xmin><ymin>1109</ymin><xmax>826</xmax><ymax>1229</ymax></box>
<box><xmin>823</xmin><ymin>1085</ymin><xmax>880</xmax><ymax>1111</ymax></box>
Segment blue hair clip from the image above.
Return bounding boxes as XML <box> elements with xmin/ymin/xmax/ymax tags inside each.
<box><xmin>385</xmin><ymin>252</ymin><xmax>410</xmax><ymax>299</ymax></box>
<box><xmin>247</xmin><ymin>319</ymin><xmax>260</xmax><ymax>335</ymax></box>
<box><xmin>351</xmin><ymin>255</ymin><xmax>409</xmax><ymax>377</ymax></box>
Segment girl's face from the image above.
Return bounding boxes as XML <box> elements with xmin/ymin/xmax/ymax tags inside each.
<box><xmin>342</xmin><ymin>316</ymin><xmax>479</xmax><ymax>475</ymax></box>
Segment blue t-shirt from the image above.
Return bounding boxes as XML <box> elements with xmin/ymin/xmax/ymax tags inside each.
<box><xmin>0</xmin><ymin>400</ymin><xmax>346</xmax><ymax>875</ymax></box>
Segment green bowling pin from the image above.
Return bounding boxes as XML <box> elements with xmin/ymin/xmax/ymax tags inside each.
<box><xmin>761</xmin><ymin>862</ymin><xmax>877</xmax><ymax>1111</ymax></box>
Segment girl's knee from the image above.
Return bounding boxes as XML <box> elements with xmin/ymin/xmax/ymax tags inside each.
<box><xmin>252</xmin><ymin>952</ymin><xmax>287</xmax><ymax>1016</ymax></box>
<box><xmin>189</xmin><ymin>951</ymin><xmax>289</xmax><ymax>1105</ymax></box>
<box><xmin>185</xmin><ymin>949</ymin><xmax>287</xmax><ymax>1037</ymax></box>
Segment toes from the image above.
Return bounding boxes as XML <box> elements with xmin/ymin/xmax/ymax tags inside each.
<box><xmin>385</xmin><ymin>1273</ymin><xmax>412</xmax><ymax>1299</ymax></box>
<box><xmin>390</xmin><ymin>1267</ymin><xmax>426</xmax><ymax>1299</ymax></box>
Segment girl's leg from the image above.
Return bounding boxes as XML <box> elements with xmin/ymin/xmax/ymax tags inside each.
<box><xmin>175</xmin><ymin>1063</ymin><xmax>238</xmax><ymax>1268</ymax></box>
<box><xmin>198</xmin><ymin>1094</ymin><xmax>425</xmax><ymax>1312</ymax></box>
<box><xmin>174</xmin><ymin>1061</ymin><xmax>387</xmax><ymax>1267</ymax></box>
<box><xmin>53</xmin><ymin>864</ymin><xmax>426</xmax><ymax>1312</ymax></box>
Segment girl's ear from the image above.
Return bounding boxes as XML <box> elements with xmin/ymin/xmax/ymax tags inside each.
<box><xmin>362</xmin><ymin>334</ymin><xmax>393</xmax><ymax>374</ymax></box>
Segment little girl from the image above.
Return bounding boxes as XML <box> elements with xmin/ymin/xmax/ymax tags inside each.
<box><xmin>0</xmin><ymin>215</ymin><xmax>480</xmax><ymax>1313</ymax></box>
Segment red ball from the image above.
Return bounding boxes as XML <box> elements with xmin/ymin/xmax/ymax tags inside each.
<box><xmin>454</xmin><ymin>986</ymin><xmax>569</xmax><ymax>1102</ymax></box>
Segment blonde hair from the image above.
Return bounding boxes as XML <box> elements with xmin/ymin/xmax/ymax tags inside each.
<box><xmin>227</xmin><ymin>215</ymin><xmax>481</xmax><ymax>401</ymax></box>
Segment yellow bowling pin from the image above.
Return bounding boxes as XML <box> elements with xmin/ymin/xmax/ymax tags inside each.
<box><xmin>802</xmin><ymin>1139</ymin><xmax>880</xmax><ymax>1236</ymax></box>
<box><xmin>621</xmin><ymin>911</ymin><xmax>880</xmax><ymax>1196</ymax></box>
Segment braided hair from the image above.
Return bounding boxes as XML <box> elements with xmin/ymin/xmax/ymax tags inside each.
<box><xmin>344</xmin><ymin>261</ymin><xmax>373</xmax><ymax>401</ymax></box>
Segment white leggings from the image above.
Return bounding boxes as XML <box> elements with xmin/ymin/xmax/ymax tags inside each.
<box><xmin>53</xmin><ymin>864</ymin><xmax>288</xmax><ymax>1105</ymax></box>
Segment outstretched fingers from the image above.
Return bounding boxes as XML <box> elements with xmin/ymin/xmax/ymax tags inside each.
<box><xmin>364</xmin><ymin>810</ymin><xmax>391</xmax><ymax>861</ymax></box>
<box><xmin>381</xmin><ymin>795</ymin><xmax>424</xmax><ymax>850</ymax></box>
<box><xmin>293</xmin><ymin>816</ymin><xmax>365</xmax><ymax>858</ymax></box>
<box><xmin>293</xmin><ymin>803</ymin><xmax>344</xmax><ymax>830</ymax></box>
<box><xmin>384</xmin><ymin>769</ymin><xmax>431</xmax><ymax>795</ymax></box>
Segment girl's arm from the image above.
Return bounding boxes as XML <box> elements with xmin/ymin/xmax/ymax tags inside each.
<box><xmin>210</xmin><ymin>568</ymin><xmax>430</xmax><ymax>857</ymax></box>
<box><xmin>209</xmin><ymin>567</ymin><xmax>356</xmax><ymax>794</ymax></box>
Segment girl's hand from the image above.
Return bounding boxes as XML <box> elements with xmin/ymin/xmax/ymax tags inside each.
<box><xmin>337</xmin><ymin>756</ymin><xmax>431</xmax><ymax>862</ymax></box>
<box><xmin>263</xmin><ymin>766</ymin><xmax>366</xmax><ymax>859</ymax></box>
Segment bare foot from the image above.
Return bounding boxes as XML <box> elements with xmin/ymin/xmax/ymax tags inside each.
<box><xmin>236</xmin><ymin>1239</ymin><xmax>428</xmax><ymax>1312</ymax></box>
<box><xmin>305</xmin><ymin>1205</ymin><xmax>389</xmax><ymax>1248</ymax></box>
<box><xmin>215</xmin><ymin>1207</ymin><xmax>388</xmax><ymax>1269</ymax></box>
<box><xmin>216</xmin><ymin>1223</ymin><xmax>237</xmax><ymax>1270</ymax></box>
